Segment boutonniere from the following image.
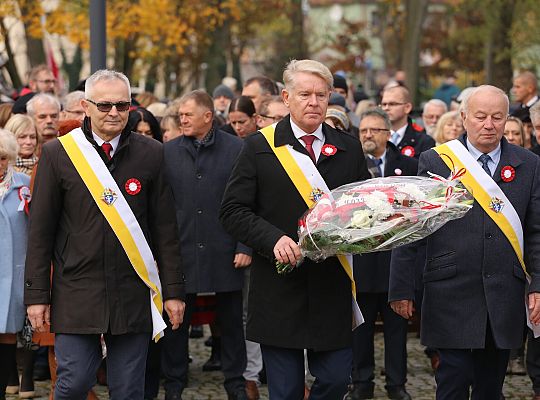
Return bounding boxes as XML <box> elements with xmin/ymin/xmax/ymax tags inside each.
<box><xmin>401</xmin><ymin>146</ymin><xmax>415</xmax><ymax>158</ymax></box>
<box><xmin>18</xmin><ymin>186</ymin><xmax>31</xmax><ymax>215</ymax></box>
<box><xmin>321</xmin><ymin>144</ymin><xmax>337</xmax><ymax>156</ymax></box>
<box><xmin>500</xmin><ymin>166</ymin><xmax>515</xmax><ymax>182</ymax></box>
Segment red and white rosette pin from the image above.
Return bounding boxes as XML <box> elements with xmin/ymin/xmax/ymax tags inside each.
<box><xmin>125</xmin><ymin>178</ymin><xmax>142</xmax><ymax>195</ymax></box>
<box><xmin>18</xmin><ymin>186</ymin><xmax>31</xmax><ymax>215</ymax></box>
<box><xmin>500</xmin><ymin>166</ymin><xmax>515</xmax><ymax>182</ymax></box>
<box><xmin>401</xmin><ymin>146</ymin><xmax>415</xmax><ymax>157</ymax></box>
<box><xmin>321</xmin><ymin>144</ymin><xmax>337</xmax><ymax>157</ymax></box>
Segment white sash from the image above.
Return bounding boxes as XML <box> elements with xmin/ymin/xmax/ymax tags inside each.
<box><xmin>59</xmin><ymin>128</ymin><xmax>166</xmax><ymax>340</ymax></box>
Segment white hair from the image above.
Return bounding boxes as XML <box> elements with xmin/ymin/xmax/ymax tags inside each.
<box><xmin>26</xmin><ymin>93</ymin><xmax>61</xmax><ymax>116</ymax></box>
<box><xmin>85</xmin><ymin>70</ymin><xmax>131</xmax><ymax>99</ymax></box>
<box><xmin>461</xmin><ymin>85</ymin><xmax>509</xmax><ymax>115</ymax></box>
<box><xmin>423</xmin><ymin>99</ymin><xmax>448</xmax><ymax>113</ymax></box>
<box><xmin>63</xmin><ymin>90</ymin><xmax>85</xmax><ymax>109</ymax></box>
<box><xmin>283</xmin><ymin>59</ymin><xmax>333</xmax><ymax>91</ymax></box>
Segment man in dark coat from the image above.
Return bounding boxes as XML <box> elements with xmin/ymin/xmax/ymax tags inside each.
<box><xmin>220</xmin><ymin>59</ymin><xmax>371</xmax><ymax>400</ymax></box>
<box><xmin>24</xmin><ymin>70</ymin><xmax>186</xmax><ymax>399</ymax></box>
<box><xmin>346</xmin><ymin>108</ymin><xmax>417</xmax><ymax>400</ymax></box>
<box><xmin>162</xmin><ymin>90</ymin><xmax>249</xmax><ymax>400</ymax></box>
<box><xmin>389</xmin><ymin>85</ymin><xmax>540</xmax><ymax>399</ymax></box>
<box><xmin>381</xmin><ymin>85</ymin><xmax>435</xmax><ymax>159</ymax></box>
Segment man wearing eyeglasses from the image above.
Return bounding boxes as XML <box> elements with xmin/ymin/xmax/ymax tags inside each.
<box><xmin>380</xmin><ymin>85</ymin><xmax>435</xmax><ymax>159</ymax></box>
<box><xmin>346</xmin><ymin>108</ymin><xmax>417</xmax><ymax>400</ymax></box>
<box><xmin>12</xmin><ymin>65</ymin><xmax>58</xmax><ymax>114</ymax></box>
<box><xmin>24</xmin><ymin>69</ymin><xmax>186</xmax><ymax>399</ymax></box>
<box><xmin>256</xmin><ymin>96</ymin><xmax>289</xmax><ymax>128</ymax></box>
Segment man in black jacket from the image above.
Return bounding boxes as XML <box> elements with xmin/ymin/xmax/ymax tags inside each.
<box><xmin>220</xmin><ymin>59</ymin><xmax>370</xmax><ymax>400</ymax></box>
<box><xmin>346</xmin><ymin>108</ymin><xmax>417</xmax><ymax>400</ymax></box>
<box><xmin>25</xmin><ymin>70</ymin><xmax>185</xmax><ymax>399</ymax></box>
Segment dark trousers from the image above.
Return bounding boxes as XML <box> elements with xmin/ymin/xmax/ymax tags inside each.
<box><xmin>261</xmin><ymin>344</ymin><xmax>352</xmax><ymax>400</ymax></box>
<box><xmin>352</xmin><ymin>292</ymin><xmax>408</xmax><ymax>391</ymax></box>
<box><xmin>160</xmin><ymin>291</ymin><xmax>246</xmax><ymax>396</ymax></box>
<box><xmin>0</xmin><ymin>343</ymin><xmax>16</xmax><ymax>394</ymax></box>
<box><xmin>435</xmin><ymin>325</ymin><xmax>509</xmax><ymax>400</ymax></box>
<box><xmin>54</xmin><ymin>332</ymin><xmax>150</xmax><ymax>400</ymax></box>
<box><xmin>527</xmin><ymin>329</ymin><xmax>540</xmax><ymax>395</ymax></box>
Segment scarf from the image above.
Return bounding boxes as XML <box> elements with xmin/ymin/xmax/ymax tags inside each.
<box><xmin>15</xmin><ymin>156</ymin><xmax>38</xmax><ymax>176</ymax></box>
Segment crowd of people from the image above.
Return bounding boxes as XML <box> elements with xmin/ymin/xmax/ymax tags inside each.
<box><xmin>1</xmin><ymin>59</ymin><xmax>540</xmax><ymax>400</ymax></box>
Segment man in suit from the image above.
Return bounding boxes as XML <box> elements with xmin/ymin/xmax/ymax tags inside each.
<box><xmin>389</xmin><ymin>85</ymin><xmax>540</xmax><ymax>399</ymax></box>
<box><xmin>161</xmin><ymin>90</ymin><xmax>249</xmax><ymax>400</ymax></box>
<box><xmin>24</xmin><ymin>69</ymin><xmax>186</xmax><ymax>399</ymax></box>
<box><xmin>346</xmin><ymin>108</ymin><xmax>417</xmax><ymax>400</ymax></box>
<box><xmin>220</xmin><ymin>59</ymin><xmax>370</xmax><ymax>400</ymax></box>
<box><xmin>381</xmin><ymin>85</ymin><xmax>435</xmax><ymax>159</ymax></box>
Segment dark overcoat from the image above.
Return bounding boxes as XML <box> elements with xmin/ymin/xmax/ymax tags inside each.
<box><xmin>24</xmin><ymin>119</ymin><xmax>185</xmax><ymax>335</ymax></box>
<box><xmin>396</xmin><ymin>118</ymin><xmax>435</xmax><ymax>159</ymax></box>
<box><xmin>389</xmin><ymin>135</ymin><xmax>540</xmax><ymax>349</ymax></box>
<box><xmin>353</xmin><ymin>143</ymin><xmax>418</xmax><ymax>293</ymax></box>
<box><xmin>163</xmin><ymin>129</ymin><xmax>247</xmax><ymax>294</ymax></box>
<box><xmin>220</xmin><ymin>116</ymin><xmax>370</xmax><ymax>351</ymax></box>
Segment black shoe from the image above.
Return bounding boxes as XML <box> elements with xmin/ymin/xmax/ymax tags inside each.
<box><xmin>228</xmin><ymin>389</ymin><xmax>249</xmax><ymax>400</ymax></box>
<box><xmin>345</xmin><ymin>384</ymin><xmax>374</xmax><ymax>400</ymax></box>
<box><xmin>386</xmin><ymin>387</ymin><xmax>412</xmax><ymax>400</ymax></box>
<box><xmin>202</xmin><ymin>354</ymin><xmax>222</xmax><ymax>371</ymax></box>
<box><xmin>164</xmin><ymin>392</ymin><xmax>182</xmax><ymax>400</ymax></box>
<box><xmin>189</xmin><ymin>325</ymin><xmax>204</xmax><ymax>338</ymax></box>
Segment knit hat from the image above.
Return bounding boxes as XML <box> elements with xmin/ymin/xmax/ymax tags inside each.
<box><xmin>333</xmin><ymin>74</ymin><xmax>348</xmax><ymax>95</ymax></box>
<box><xmin>212</xmin><ymin>84</ymin><xmax>234</xmax><ymax>100</ymax></box>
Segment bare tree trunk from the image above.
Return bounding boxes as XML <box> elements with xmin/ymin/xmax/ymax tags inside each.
<box><xmin>488</xmin><ymin>2</ymin><xmax>514</xmax><ymax>92</ymax></box>
<box><xmin>401</xmin><ymin>0</ymin><xmax>429</xmax><ymax>106</ymax></box>
<box><xmin>0</xmin><ymin>18</ymin><xmax>22</xmax><ymax>88</ymax></box>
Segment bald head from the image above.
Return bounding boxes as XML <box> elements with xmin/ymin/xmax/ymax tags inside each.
<box><xmin>512</xmin><ymin>71</ymin><xmax>538</xmax><ymax>105</ymax></box>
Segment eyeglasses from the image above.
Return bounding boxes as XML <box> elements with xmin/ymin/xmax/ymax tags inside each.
<box><xmin>259</xmin><ymin>114</ymin><xmax>286</xmax><ymax>122</ymax></box>
<box><xmin>379</xmin><ymin>102</ymin><xmax>407</xmax><ymax>108</ymax></box>
<box><xmin>359</xmin><ymin>128</ymin><xmax>390</xmax><ymax>135</ymax></box>
<box><xmin>37</xmin><ymin>79</ymin><xmax>57</xmax><ymax>85</ymax></box>
<box><xmin>86</xmin><ymin>99</ymin><xmax>131</xmax><ymax>112</ymax></box>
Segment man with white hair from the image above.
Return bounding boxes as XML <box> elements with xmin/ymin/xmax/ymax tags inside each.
<box><xmin>422</xmin><ymin>99</ymin><xmax>448</xmax><ymax>137</ymax></box>
<box><xmin>26</xmin><ymin>93</ymin><xmax>61</xmax><ymax>144</ymax></box>
<box><xmin>60</xmin><ymin>90</ymin><xmax>86</xmax><ymax>122</ymax></box>
<box><xmin>221</xmin><ymin>59</ymin><xmax>370</xmax><ymax>399</ymax></box>
<box><xmin>390</xmin><ymin>85</ymin><xmax>540</xmax><ymax>399</ymax></box>
<box><xmin>25</xmin><ymin>69</ymin><xmax>186</xmax><ymax>399</ymax></box>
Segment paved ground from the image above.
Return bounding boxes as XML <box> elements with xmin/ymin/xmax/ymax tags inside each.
<box><xmin>8</xmin><ymin>331</ymin><xmax>534</xmax><ymax>399</ymax></box>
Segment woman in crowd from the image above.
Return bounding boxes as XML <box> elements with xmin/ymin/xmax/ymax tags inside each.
<box><xmin>128</xmin><ymin>107</ymin><xmax>162</xmax><ymax>142</ymax></box>
<box><xmin>433</xmin><ymin>111</ymin><xmax>463</xmax><ymax>145</ymax></box>
<box><xmin>4</xmin><ymin>114</ymin><xmax>38</xmax><ymax>176</ymax></box>
<box><xmin>504</xmin><ymin>116</ymin><xmax>525</xmax><ymax>147</ymax></box>
<box><xmin>0</xmin><ymin>103</ymin><xmax>13</xmax><ymax>128</ymax></box>
<box><xmin>0</xmin><ymin>129</ymin><xmax>31</xmax><ymax>399</ymax></box>
<box><xmin>160</xmin><ymin>114</ymin><xmax>182</xmax><ymax>142</ymax></box>
<box><xmin>228</xmin><ymin>96</ymin><xmax>258</xmax><ymax>138</ymax></box>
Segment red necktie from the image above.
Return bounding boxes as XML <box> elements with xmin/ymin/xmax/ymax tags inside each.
<box><xmin>101</xmin><ymin>143</ymin><xmax>113</xmax><ymax>160</ymax></box>
<box><xmin>300</xmin><ymin>135</ymin><xmax>317</xmax><ymax>163</ymax></box>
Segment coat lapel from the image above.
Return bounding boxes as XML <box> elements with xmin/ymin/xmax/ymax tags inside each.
<box><xmin>273</xmin><ymin>116</ymin><xmax>313</xmax><ymax>159</ymax></box>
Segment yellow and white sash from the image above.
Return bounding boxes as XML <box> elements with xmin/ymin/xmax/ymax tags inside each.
<box><xmin>261</xmin><ymin>124</ymin><xmax>364</xmax><ymax>329</ymax></box>
<box><xmin>434</xmin><ymin>139</ymin><xmax>540</xmax><ymax>336</ymax></box>
<box><xmin>59</xmin><ymin>128</ymin><xmax>166</xmax><ymax>341</ymax></box>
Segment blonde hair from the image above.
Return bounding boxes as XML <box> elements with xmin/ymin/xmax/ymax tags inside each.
<box><xmin>0</xmin><ymin>128</ymin><xmax>18</xmax><ymax>163</ymax></box>
<box><xmin>4</xmin><ymin>114</ymin><xmax>37</xmax><ymax>141</ymax></box>
<box><xmin>434</xmin><ymin>111</ymin><xmax>461</xmax><ymax>144</ymax></box>
<box><xmin>283</xmin><ymin>59</ymin><xmax>333</xmax><ymax>91</ymax></box>
<box><xmin>505</xmin><ymin>116</ymin><xmax>526</xmax><ymax>147</ymax></box>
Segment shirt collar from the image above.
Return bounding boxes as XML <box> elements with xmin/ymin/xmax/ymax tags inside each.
<box><xmin>392</xmin><ymin>123</ymin><xmax>408</xmax><ymax>142</ymax></box>
<box><xmin>466</xmin><ymin>137</ymin><xmax>501</xmax><ymax>162</ymax></box>
<box><xmin>92</xmin><ymin>131</ymin><xmax>121</xmax><ymax>151</ymax></box>
<box><xmin>526</xmin><ymin>96</ymin><xmax>539</xmax><ymax>107</ymax></box>
<box><xmin>290</xmin><ymin>118</ymin><xmax>324</xmax><ymax>142</ymax></box>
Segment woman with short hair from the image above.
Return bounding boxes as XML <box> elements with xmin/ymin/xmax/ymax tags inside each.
<box><xmin>4</xmin><ymin>114</ymin><xmax>39</xmax><ymax>176</ymax></box>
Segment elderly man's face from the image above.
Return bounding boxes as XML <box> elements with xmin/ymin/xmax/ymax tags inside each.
<box><xmin>462</xmin><ymin>87</ymin><xmax>507</xmax><ymax>153</ymax></box>
<box><xmin>359</xmin><ymin>115</ymin><xmax>391</xmax><ymax>157</ymax></box>
<box><xmin>61</xmin><ymin>101</ymin><xmax>85</xmax><ymax>122</ymax></box>
<box><xmin>283</xmin><ymin>72</ymin><xmax>330</xmax><ymax>134</ymax></box>
<box><xmin>33</xmin><ymin>102</ymin><xmax>60</xmax><ymax>143</ymax></box>
<box><xmin>82</xmin><ymin>79</ymin><xmax>130</xmax><ymax>140</ymax></box>
<box><xmin>30</xmin><ymin>70</ymin><xmax>57</xmax><ymax>94</ymax></box>
<box><xmin>422</xmin><ymin>103</ymin><xmax>446</xmax><ymax>135</ymax></box>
